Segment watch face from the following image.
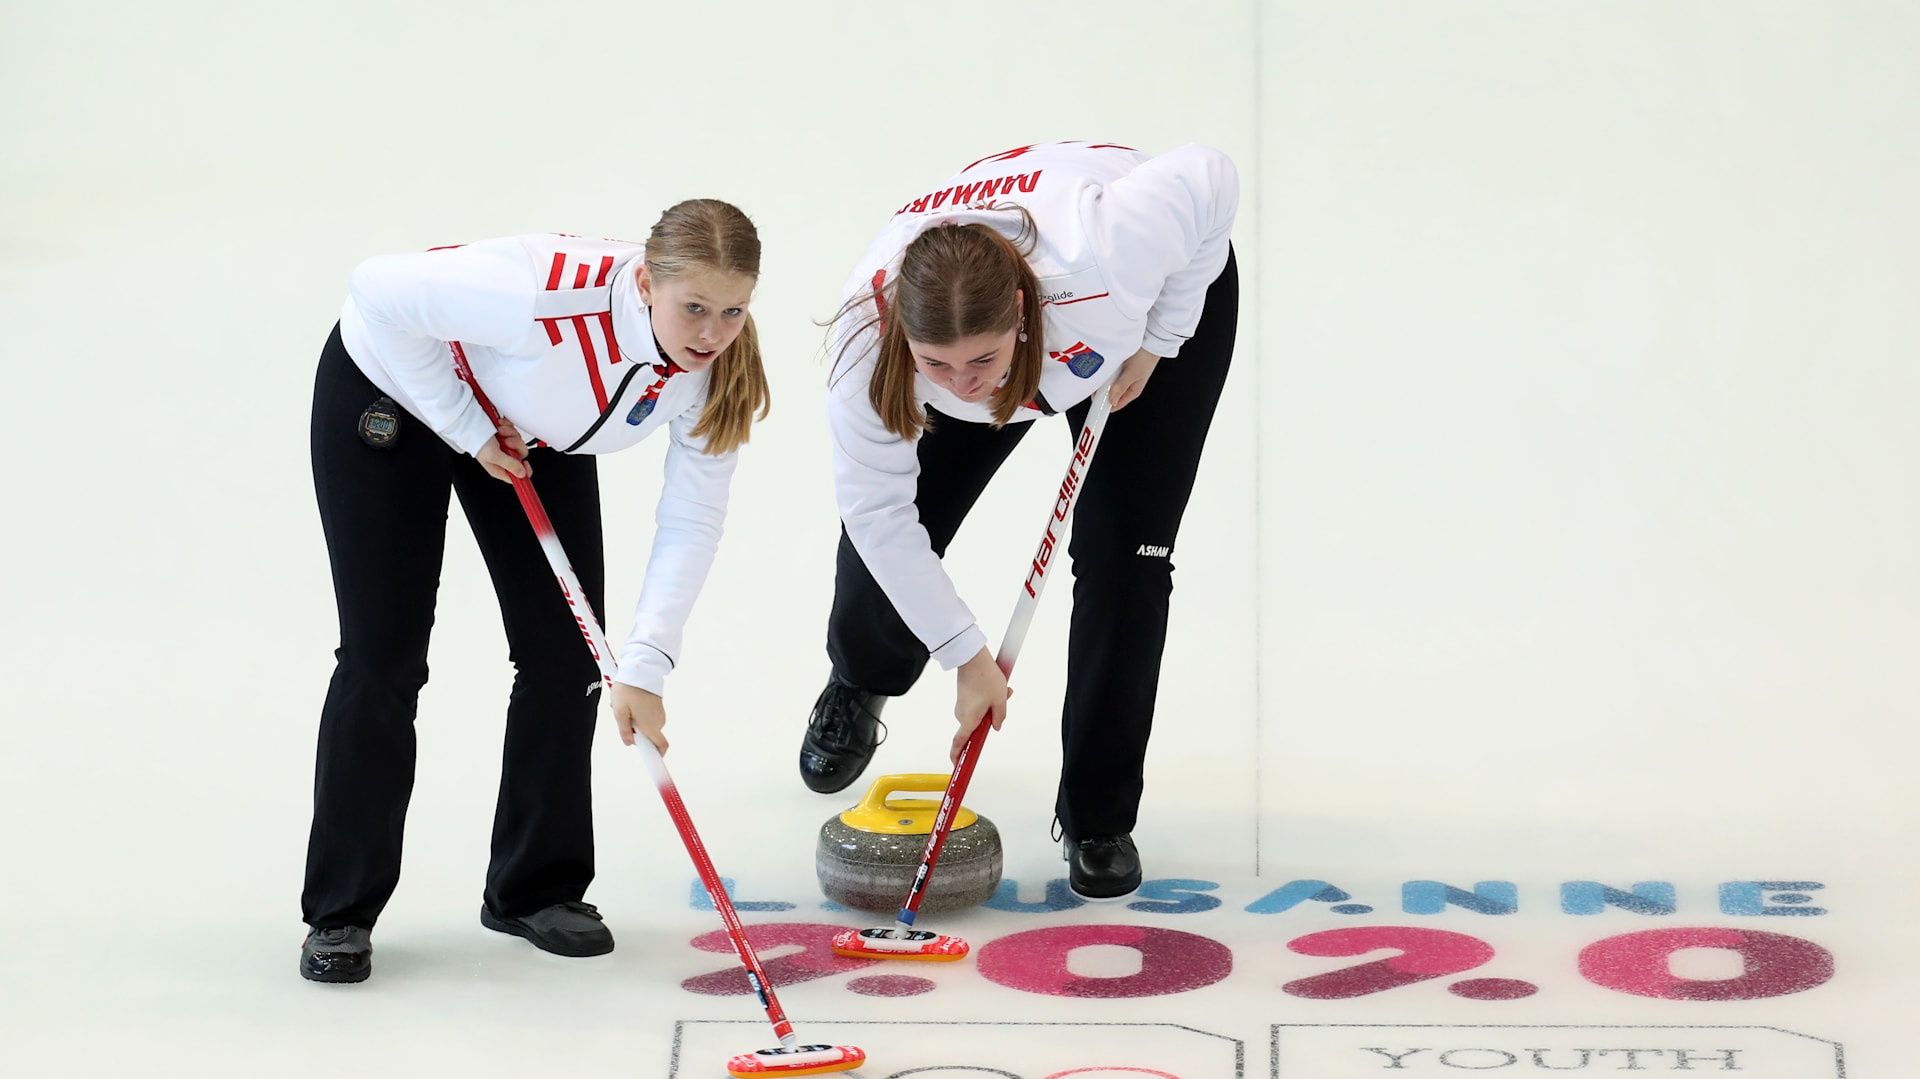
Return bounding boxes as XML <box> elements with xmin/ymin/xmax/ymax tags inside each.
<box><xmin>359</xmin><ymin>398</ymin><xmax>402</xmax><ymax>447</ymax></box>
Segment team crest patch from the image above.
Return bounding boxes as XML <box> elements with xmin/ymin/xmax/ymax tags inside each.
<box><xmin>1050</xmin><ymin>342</ymin><xmax>1104</xmax><ymax>378</ymax></box>
<box><xmin>625</xmin><ymin>360</ymin><xmax>683</xmax><ymax>426</ymax></box>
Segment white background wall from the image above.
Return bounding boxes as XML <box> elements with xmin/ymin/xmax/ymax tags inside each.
<box><xmin>1257</xmin><ymin>2</ymin><xmax>1918</xmax><ymax>866</ymax></box>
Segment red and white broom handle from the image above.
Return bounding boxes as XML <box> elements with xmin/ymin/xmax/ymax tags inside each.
<box><xmin>448</xmin><ymin>343</ymin><xmax>799</xmax><ymax>1049</ymax></box>
<box><xmin>895</xmin><ymin>385</ymin><xmax>1116</xmax><ymax>928</ymax></box>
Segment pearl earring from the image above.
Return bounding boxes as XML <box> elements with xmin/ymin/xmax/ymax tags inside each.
<box><xmin>1018</xmin><ymin>318</ymin><xmax>1029</xmax><ymax>343</ymax></box>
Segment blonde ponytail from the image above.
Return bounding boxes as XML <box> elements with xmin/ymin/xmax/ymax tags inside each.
<box><xmin>689</xmin><ymin>310</ymin><xmax>769</xmax><ymax>454</ymax></box>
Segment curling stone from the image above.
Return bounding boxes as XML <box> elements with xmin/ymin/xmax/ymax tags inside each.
<box><xmin>816</xmin><ymin>773</ymin><xmax>1003</xmax><ymax>915</ymax></box>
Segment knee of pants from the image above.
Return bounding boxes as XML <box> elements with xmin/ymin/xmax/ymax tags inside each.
<box><xmin>334</xmin><ymin>648</ymin><xmax>430</xmax><ymax>699</ymax></box>
<box><xmin>508</xmin><ymin>653</ymin><xmax>606</xmax><ymax>702</ymax></box>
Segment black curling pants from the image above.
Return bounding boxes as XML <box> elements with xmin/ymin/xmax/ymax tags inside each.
<box><xmin>827</xmin><ymin>249</ymin><xmax>1238</xmax><ymax>840</ymax></box>
<box><xmin>303</xmin><ymin>325</ymin><xmax>605</xmax><ymax>929</ymax></box>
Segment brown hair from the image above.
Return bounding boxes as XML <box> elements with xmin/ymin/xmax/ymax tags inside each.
<box><xmin>831</xmin><ymin>205</ymin><xmax>1046</xmax><ymax>439</ymax></box>
<box><xmin>646</xmin><ymin>198</ymin><xmax>770</xmax><ymax>455</ymax></box>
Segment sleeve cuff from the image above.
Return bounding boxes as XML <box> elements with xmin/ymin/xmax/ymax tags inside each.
<box><xmin>615</xmin><ymin>645</ymin><xmax>673</xmax><ymax>697</ymax></box>
<box><xmin>449</xmin><ymin>405</ymin><xmax>501</xmax><ymax>458</ymax></box>
<box><xmin>929</xmin><ymin>625</ymin><xmax>989</xmax><ymax>671</ymax></box>
<box><xmin>1141</xmin><ymin>328</ymin><xmax>1186</xmax><ymax>360</ymax></box>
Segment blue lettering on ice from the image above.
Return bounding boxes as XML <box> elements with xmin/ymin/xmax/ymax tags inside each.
<box><xmin>984</xmin><ymin>878</ymin><xmax>1086</xmax><ymax>913</ymax></box>
<box><xmin>1244</xmin><ymin>880</ymin><xmax>1357</xmax><ymax>915</ymax></box>
<box><xmin>690</xmin><ymin>877</ymin><xmax>795</xmax><ymax>912</ymax></box>
<box><xmin>1720</xmin><ymin>880</ymin><xmax>1827</xmax><ymax>916</ymax></box>
<box><xmin>1127</xmin><ymin>879</ymin><xmax>1223</xmax><ymax>915</ymax></box>
<box><xmin>1560</xmin><ymin>881</ymin><xmax>1677</xmax><ymax>916</ymax></box>
<box><xmin>1403</xmin><ymin>881</ymin><xmax>1519</xmax><ymax>915</ymax></box>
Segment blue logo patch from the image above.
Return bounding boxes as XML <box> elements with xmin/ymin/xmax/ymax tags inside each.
<box><xmin>625</xmin><ymin>361</ymin><xmax>681</xmax><ymax>426</ymax></box>
<box><xmin>1050</xmin><ymin>342</ymin><xmax>1104</xmax><ymax>378</ymax></box>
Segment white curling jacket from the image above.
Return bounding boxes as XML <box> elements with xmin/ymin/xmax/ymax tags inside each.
<box><xmin>826</xmin><ymin>141</ymin><xmax>1239</xmax><ymax>670</ymax></box>
<box><xmin>339</xmin><ymin>233</ymin><xmax>738</xmax><ymax>696</ymax></box>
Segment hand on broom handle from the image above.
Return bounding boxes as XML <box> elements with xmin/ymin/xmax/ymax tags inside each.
<box><xmin>447</xmin><ymin>343</ymin><xmax>801</xmax><ymax>1050</ymax></box>
<box><xmin>948</xmin><ymin>648</ymin><xmax>1011</xmax><ymax>764</ymax></box>
<box><xmin>893</xmin><ymin>386</ymin><xmax>1117</xmax><ymax>932</ymax></box>
<box><xmin>475</xmin><ymin>418</ymin><xmax>534</xmax><ymax>483</ymax></box>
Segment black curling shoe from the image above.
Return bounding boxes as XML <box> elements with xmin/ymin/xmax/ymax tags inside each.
<box><xmin>300</xmin><ymin>925</ymin><xmax>372</xmax><ymax>983</ymax></box>
<box><xmin>798</xmin><ymin>672</ymin><xmax>888</xmax><ymax>794</ymax></box>
<box><xmin>481</xmin><ymin>900</ymin><xmax>614</xmax><ymax>957</ymax></box>
<box><xmin>1064</xmin><ymin>834</ymin><xmax>1143</xmax><ymax>902</ymax></box>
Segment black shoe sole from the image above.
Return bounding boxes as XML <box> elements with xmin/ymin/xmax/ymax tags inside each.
<box><xmin>1067</xmin><ymin>881</ymin><xmax>1142</xmax><ymax>904</ymax></box>
<box><xmin>300</xmin><ymin>958</ymin><xmax>370</xmax><ymax>983</ymax></box>
<box><xmin>480</xmin><ymin>908</ymin><xmax>615</xmax><ymax>957</ymax></box>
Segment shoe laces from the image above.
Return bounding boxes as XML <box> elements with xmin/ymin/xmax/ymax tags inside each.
<box><xmin>1059</xmin><ymin>826</ymin><xmax>1131</xmax><ymax>855</ymax></box>
<box><xmin>811</xmin><ymin>683</ymin><xmax>887</xmax><ymax>751</ymax></box>
<box><xmin>558</xmin><ymin>900</ymin><xmax>603</xmax><ymax>921</ymax></box>
<box><xmin>311</xmin><ymin>926</ymin><xmax>356</xmax><ymax>946</ymax></box>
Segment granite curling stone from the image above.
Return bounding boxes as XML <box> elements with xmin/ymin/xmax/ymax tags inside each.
<box><xmin>816</xmin><ymin>773</ymin><xmax>1003</xmax><ymax>915</ymax></box>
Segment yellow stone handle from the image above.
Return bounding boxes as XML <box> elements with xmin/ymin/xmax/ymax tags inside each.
<box><xmin>858</xmin><ymin>774</ymin><xmax>956</xmax><ymax>813</ymax></box>
<box><xmin>840</xmin><ymin>773</ymin><xmax>979</xmax><ymax>835</ymax></box>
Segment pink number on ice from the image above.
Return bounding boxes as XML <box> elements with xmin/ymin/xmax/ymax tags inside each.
<box><xmin>681</xmin><ymin>922</ymin><xmax>877</xmax><ymax>995</ymax></box>
<box><xmin>975</xmin><ymin>925</ymin><xmax>1232</xmax><ymax>998</ymax></box>
<box><xmin>1578</xmin><ymin>927</ymin><xmax>1834</xmax><ymax>1000</ymax></box>
<box><xmin>1283</xmin><ymin>926</ymin><xmax>1495</xmax><ymax>999</ymax></box>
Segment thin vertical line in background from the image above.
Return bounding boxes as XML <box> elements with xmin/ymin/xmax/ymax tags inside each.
<box><xmin>1250</xmin><ymin>0</ymin><xmax>1265</xmax><ymax>879</ymax></box>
